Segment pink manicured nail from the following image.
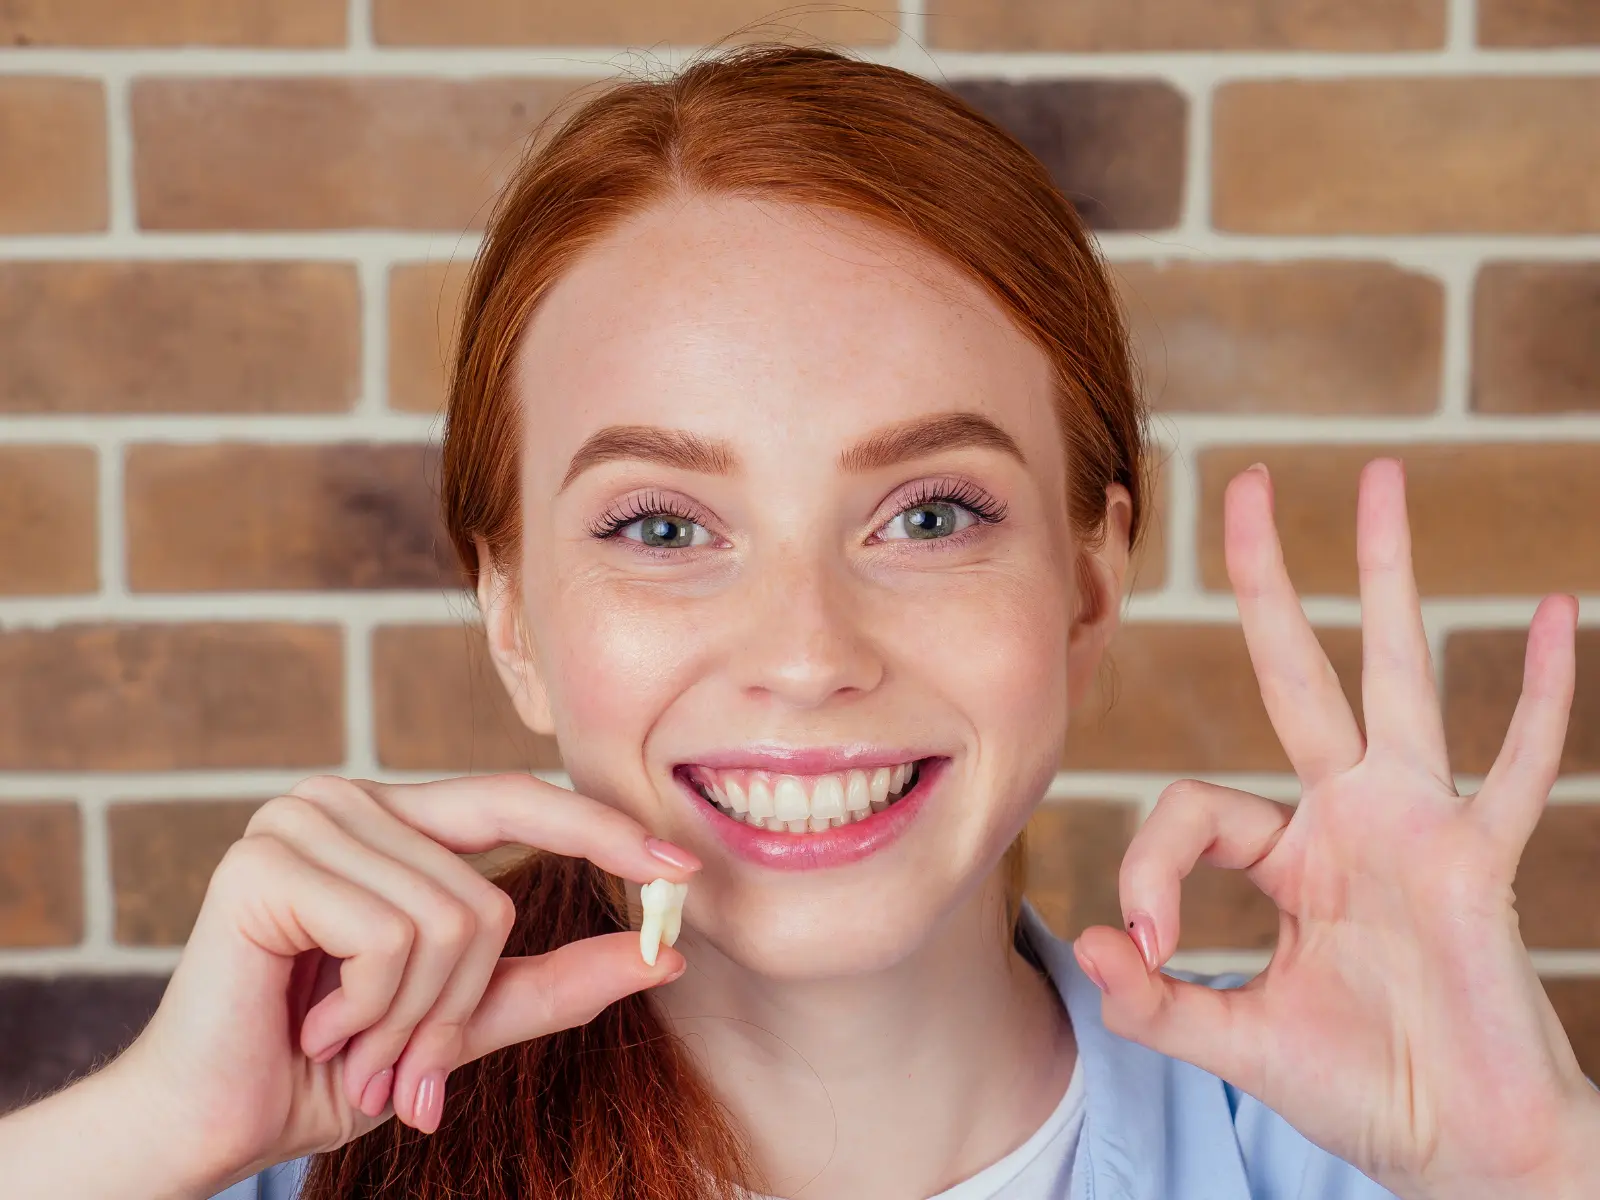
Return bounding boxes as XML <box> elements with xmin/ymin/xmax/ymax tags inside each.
<box><xmin>1126</xmin><ymin>911</ymin><xmax>1159</xmax><ymax>969</ymax></box>
<box><xmin>1077</xmin><ymin>947</ymin><xmax>1109</xmax><ymax>993</ymax></box>
<box><xmin>359</xmin><ymin>1067</ymin><xmax>393</xmax><ymax>1118</ymax></box>
<box><xmin>1247</xmin><ymin>461</ymin><xmax>1268</xmax><ymax>477</ymax></box>
<box><xmin>645</xmin><ymin>837</ymin><xmax>701</xmax><ymax>872</ymax></box>
<box><xmin>415</xmin><ymin>1071</ymin><xmax>445</xmax><ymax>1135</ymax></box>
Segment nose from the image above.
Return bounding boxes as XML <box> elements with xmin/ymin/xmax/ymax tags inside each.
<box><xmin>728</xmin><ymin>547</ymin><xmax>885</xmax><ymax>710</ymax></box>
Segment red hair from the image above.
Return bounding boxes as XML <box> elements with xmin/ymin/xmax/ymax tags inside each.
<box><xmin>302</xmin><ymin>39</ymin><xmax>1150</xmax><ymax>1200</ymax></box>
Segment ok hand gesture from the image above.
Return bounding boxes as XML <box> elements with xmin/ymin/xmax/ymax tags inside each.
<box><xmin>1073</xmin><ymin>459</ymin><xmax>1600</xmax><ymax>1199</ymax></box>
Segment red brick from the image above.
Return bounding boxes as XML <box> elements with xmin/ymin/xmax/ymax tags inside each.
<box><xmin>108</xmin><ymin>800</ymin><xmax>263</xmax><ymax>946</ymax></box>
<box><xmin>0</xmin><ymin>78</ymin><xmax>105</xmax><ymax>233</ymax></box>
<box><xmin>373</xmin><ymin>0</ymin><xmax>892</xmax><ymax>45</ymax></box>
<box><xmin>1472</xmin><ymin>261</ymin><xmax>1600</xmax><ymax>414</ymax></box>
<box><xmin>0</xmin><ymin>624</ymin><xmax>344</xmax><ymax>770</ymax></box>
<box><xmin>1115</xmin><ymin>260</ymin><xmax>1442</xmax><ymax>414</ymax></box>
<box><xmin>1063</xmin><ymin>624</ymin><xmax>1363</xmax><ymax>773</ymax></box>
<box><xmin>0</xmin><ymin>0</ymin><xmax>344</xmax><ymax>45</ymax></box>
<box><xmin>1544</xmin><ymin>978</ymin><xmax>1600</xmax><ymax>1080</ymax></box>
<box><xmin>1198</xmin><ymin>445</ymin><xmax>1600</xmax><ymax>597</ymax></box>
<box><xmin>126</xmin><ymin>443</ymin><xmax>456</xmax><ymax>591</ymax></box>
<box><xmin>0</xmin><ymin>446</ymin><xmax>97</xmax><ymax>595</ymax></box>
<box><xmin>928</xmin><ymin>0</ymin><xmax>1443</xmax><ymax>50</ymax></box>
<box><xmin>0</xmin><ymin>261</ymin><xmax>358</xmax><ymax>414</ymax></box>
<box><xmin>388</xmin><ymin>261</ymin><xmax>470</xmax><ymax>414</ymax></box>
<box><xmin>1514</xmin><ymin>803</ymin><xmax>1600</xmax><ymax>949</ymax></box>
<box><xmin>1479</xmin><ymin>0</ymin><xmax>1600</xmax><ymax>46</ymax></box>
<box><xmin>373</xmin><ymin>624</ymin><xmax>561</xmax><ymax>772</ymax></box>
<box><xmin>0</xmin><ymin>803</ymin><xmax>82</xmax><ymax>948</ymax></box>
<box><xmin>1024</xmin><ymin>799</ymin><xmax>1138</xmax><ymax>939</ymax></box>
<box><xmin>133</xmin><ymin>77</ymin><xmax>587</xmax><ymax>231</ymax></box>
<box><xmin>1214</xmin><ymin>78</ymin><xmax>1600</xmax><ymax>234</ymax></box>
<box><xmin>1444</xmin><ymin>630</ymin><xmax>1600</xmax><ymax>776</ymax></box>
<box><xmin>948</xmin><ymin>80</ymin><xmax>1185</xmax><ymax>231</ymax></box>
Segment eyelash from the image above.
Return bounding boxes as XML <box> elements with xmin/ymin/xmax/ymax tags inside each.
<box><xmin>585</xmin><ymin>478</ymin><xmax>1009</xmax><ymax>551</ymax></box>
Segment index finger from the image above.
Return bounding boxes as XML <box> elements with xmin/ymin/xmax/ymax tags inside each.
<box><xmin>352</xmin><ymin>773</ymin><xmax>701</xmax><ymax>884</ymax></box>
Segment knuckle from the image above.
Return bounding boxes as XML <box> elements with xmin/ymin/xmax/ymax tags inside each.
<box><xmin>1155</xmin><ymin>778</ymin><xmax>1208</xmax><ymax>813</ymax></box>
<box><xmin>216</xmin><ymin>830</ymin><xmax>290</xmax><ymax>882</ymax></box>
<box><xmin>370</xmin><ymin>909</ymin><xmax>416</xmax><ymax>959</ymax></box>
<box><xmin>479</xmin><ymin>886</ymin><xmax>518</xmax><ymax>940</ymax></box>
<box><xmin>247</xmin><ymin>793</ymin><xmax>332</xmax><ymax>841</ymax></box>
<box><xmin>419</xmin><ymin>897</ymin><xmax>475</xmax><ymax>953</ymax></box>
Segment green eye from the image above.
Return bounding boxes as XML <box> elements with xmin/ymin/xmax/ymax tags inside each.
<box><xmin>619</xmin><ymin>514</ymin><xmax>712</xmax><ymax>549</ymax></box>
<box><xmin>881</xmin><ymin>499</ymin><xmax>977</xmax><ymax>541</ymax></box>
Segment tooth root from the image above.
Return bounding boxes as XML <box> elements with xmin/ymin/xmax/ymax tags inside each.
<box><xmin>845</xmin><ymin>769</ymin><xmax>871</xmax><ymax>812</ymax></box>
<box><xmin>746</xmin><ymin>775</ymin><xmax>775</xmax><ymax>819</ymax></box>
<box><xmin>772</xmin><ymin>775</ymin><xmax>809</xmax><ymax>822</ymax></box>
<box><xmin>662</xmin><ymin>882</ymin><xmax>687</xmax><ymax>946</ymax></box>
<box><xmin>725</xmin><ymin>777</ymin><xmax>749</xmax><ymax>813</ymax></box>
<box><xmin>810</xmin><ymin>774</ymin><xmax>845</xmax><ymax>819</ymax></box>
<box><xmin>639</xmin><ymin>879</ymin><xmax>673</xmax><ymax>966</ymax></box>
<box><xmin>869</xmin><ymin>767</ymin><xmax>891</xmax><ymax>807</ymax></box>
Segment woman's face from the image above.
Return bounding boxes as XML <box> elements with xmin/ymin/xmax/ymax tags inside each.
<box><xmin>485</xmin><ymin>193</ymin><xmax>1129</xmax><ymax>979</ymax></box>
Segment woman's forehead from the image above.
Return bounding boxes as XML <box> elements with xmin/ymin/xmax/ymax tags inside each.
<box><xmin>513</xmin><ymin>194</ymin><xmax>1059</xmax><ymax>485</ymax></box>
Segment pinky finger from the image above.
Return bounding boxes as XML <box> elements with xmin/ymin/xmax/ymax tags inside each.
<box><xmin>1473</xmin><ymin>594</ymin><xmax>1579</xmax><ymax>853</ymax></box>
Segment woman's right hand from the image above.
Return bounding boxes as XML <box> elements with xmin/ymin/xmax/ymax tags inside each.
<box><xmin>109</xmin><ymin>772</ymin><xmax>699</xmax><ymax>1192</ymax></box>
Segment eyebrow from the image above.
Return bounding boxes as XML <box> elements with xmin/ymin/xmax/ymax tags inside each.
<box><xmin>557</xmin><ymin>425</ymin><xmax>736</xmax><ymax>494</ymax></box>
<box><xmin>838</xmin><ymin>410</ymin><xmax>1026</xmax><ymax>474</ymax></box>
<box><xmin>557</xmin><ymin>410</ymin><xmax>1026</xmax><ymax>494</ymax></box>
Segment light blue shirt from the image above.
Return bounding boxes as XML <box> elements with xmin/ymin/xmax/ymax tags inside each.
<box><xmin>213</xmin><ymin>901</ymin><xmax>1399</xmax><ymax>1199</ymax></box>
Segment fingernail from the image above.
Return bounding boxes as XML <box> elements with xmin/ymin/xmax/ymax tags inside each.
<box><xmin>310</xmin><ymin>1034</ymin><xmax>349</xmax><ymax>1064</ymax></box>
<box><xmin>415</xmin><ymin>1070</ymin><xmax>446</xmax><ymax>1135</ymax></box>
<box><xmin>1077</xmin><ymin>947</ymin><xmax>1109</xmax><ymax>993</ymax></box>
<box><xmin>1247</xmin><ymin>461</ymin><xmax>1268</xmax><ymax>476</ymax></box>
<box><xmin>1127</xmin><ymin>911</ymin><xmax>1159</xmax><ymax>970</ymax></box>
<box><xmin>654</xmin><ymin>958</ymin><xmax>688</xmax><ymax>986</ymax></box>
<box><xmin>359</xmin><ymin>1067</ymin><xmax>393</xmax><ymax>1118</ymax></box>
<box><xmin>645</xmin><ymin>837</ymin><xmax>701</xmax><ymax>872</ymax></box>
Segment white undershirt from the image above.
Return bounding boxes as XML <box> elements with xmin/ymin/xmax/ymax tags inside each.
<box><xmin>751</xmin><ymin>1052</ymin><xmax>1086</xmax><ymax>1200</ymax></box>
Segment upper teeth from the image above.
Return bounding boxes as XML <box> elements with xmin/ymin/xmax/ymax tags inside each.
<box><xmin>688</xmin><ymin>761</ymin><xmax>921</xmax><ymax>832</ymax></box>
<box><xmin>639</xmin><ymin>878</ymin><xmax>688</xmax><ymax>966</ymax></box>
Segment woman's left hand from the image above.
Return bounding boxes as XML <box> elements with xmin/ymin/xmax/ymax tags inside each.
<box><xmin>1073</xmin><ymin>458</ymin><xmax>1600</xmax><ymax>1200</ymax></box>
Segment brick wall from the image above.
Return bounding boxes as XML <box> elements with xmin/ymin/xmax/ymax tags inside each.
<box><xmin>1</xmin><ymin>0</ymin><xmax>1597</xmax><ymax>1112</ymax></box>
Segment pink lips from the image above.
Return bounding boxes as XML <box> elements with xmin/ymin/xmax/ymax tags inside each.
<box><xmin>675</xmin><ymin>756</ymin><xmax>947</xmax><ymax>870</ymax></box>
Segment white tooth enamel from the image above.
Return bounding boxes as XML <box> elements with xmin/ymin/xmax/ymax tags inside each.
<box><xmin>807</xmin><ymin>814</ymin><xmax>831</xmax><ymax>832</ymax></box>
<box><xmin>845</xmin><ymin>769</ymin><xmax>871</xmax><ymax>812</ymax></box>
<box><xmin>786</xmin><ymin>818</ymin><xmax>808</xmax><ymax>833</ymax></box>
<box><xmin>708</xmin><ymin>778</ymin><xmax>728</xmax><ymax>806</ymax></box>
<box><xmin>773</xmin><ymin>775</ymin><xmax>809</xmax><ymax>822</ymax></box>
<box><xmin>829</xmin><ymin>814</ymin><xmax>845</xmax><ymax>827</ymax></box>
<box><xmin>747</xmin><ymin>775</ymin><xmax>775</xmax><ymax>819</ymax></box>
<box><xmin>869</xmin><ymin>767</ymin><xmax>891</xmax><ymax>807</ymax></box>
<box><xmin>889</xmin><ymin>762</ymin><xmax>905</xmax><ymax>793</ymax></box>
<box><xmin>871</xmin><ymin>798</ymin><xmax>889</xmax><ymax>813</ymax></box>
<box><xmin>810</xmin><ymin>774</ymin><xmax>845</xmax><ymax>820</ymax></box>
<box><xmin>724</xmin><ymin>776</ymin><xmax>749</xmax><ymax>813</ymax></box>
<box><xmin>662</xmin><ymin>881</ymin><xmax>688</xmax><ymax>947</ymax></box>
<box><xmin>639</xmin><ymin>878</ymin><xmax>672</xmax><ymax>966</ymax></box>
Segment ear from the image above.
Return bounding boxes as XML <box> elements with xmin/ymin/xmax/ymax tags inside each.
<box><xmin>1066</xmin><ymin>483</ymin><xmax>1134</xmax><ymax>708</ymax></box>
<box><xmin>474</xmin><ymin>535</ymin><xmax>556</xmax><ymax>736</ymax></box>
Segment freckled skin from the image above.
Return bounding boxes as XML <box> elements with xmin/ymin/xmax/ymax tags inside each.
<box><xmin>476</xmin><ymin>192</ymin><xmax>1130</xmax><ymax>1194</ymax></box>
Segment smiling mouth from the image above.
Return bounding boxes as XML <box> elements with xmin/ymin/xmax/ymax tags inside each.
<box><xmin>677</xmin><ymin>758</ymin><xmax>930</xmax><ymax>833</ymax></box>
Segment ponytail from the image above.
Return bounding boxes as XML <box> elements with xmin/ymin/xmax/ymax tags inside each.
<box><xmin>298</xmin><ymin>852</ymin><xmax>759</xmax><ymax>1199</ymax></box>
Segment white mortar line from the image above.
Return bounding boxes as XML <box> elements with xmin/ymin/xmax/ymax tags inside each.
<box><xmin>5</xmin><ymin>231</ymin><xmax>1597</xmax><ymax>264</ymax></box>
<box><xmin>355</xmin><ymin>255</ymin><xmax>388</xmax><ymax>415</ymax></box>
<box><xmin>77</xmin><ymin>793</ymin><xmax>114</xmax><ymax>955</ymax></box>
<box><xmin>101</xmin><ymin>73</ymin><xmax>134</xmax><ymax>236</ymax></box>
<box><xmin>1</xmin><ymin>45</ymin><xmax>1597</xmax><ymax>77</ymax></box>
<box><xmin>1160</xmin><ymin>434</ymin><xmax>1200</xmax><ymax>598</ymax></box>
<box><xmin>1448</xmin><ymin>0</ymin><xmax>1478</xmax><ymax>54</ymax></box>
<box><xmin>1177</xmin><ymin>75</ymin><xmax>1212</xmax><ymax>239</ymax></box>
<box><xmin>343</xmin><ymin>617</ymin><xmax>378</xmax><ymax>779</ymax></box>
<box><xmin>348</xmin><ymin>0</ymin><xmax>373</xmax><ymax>51</ymax></box>
<box><xmin>97</xmin><ymin>441</ymin><xmax>127</xmax><ymax>598</ymax></box>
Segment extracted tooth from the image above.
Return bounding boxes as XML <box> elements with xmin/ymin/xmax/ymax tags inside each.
<box><xmin>639</xmin><ymin>878</ymin><xmax>688</xmax><ymax>966</ymax></box>
<box><xmin>662</xmin><ymin>880</ymin><xmax>688</xmax><ymax>947</ymax></box>
<box><xmin>869</xmin><ymin>767</ymin><xmax>891</xmax><ymax>808</ymax></box>
<box><xmin>772</xmin><ymin>776</ymin><xmax>809</xmax><ymax>822</ymax></box>
<box><xmin>747</xmin><ymin>775</ymin><xmax>775</xmax><ymax>821</ymax></box>
<box><xmin>845</xmin><ymin>769</ymin><xmax>871</xmax><ymax>813</ymax></box>
<box><xmin>810</xmin><ymin>774</ymin><xmax>845</xmax><ymax>821</ymax></box>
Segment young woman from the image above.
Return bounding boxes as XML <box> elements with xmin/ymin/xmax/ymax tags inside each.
<box><xmin>3</xmin><ymin>43</ymin><xmax>1595</xmax><ymax>1200</ymax></box>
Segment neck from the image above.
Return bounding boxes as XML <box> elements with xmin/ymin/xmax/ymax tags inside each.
<box><xmin>655</xmin><ymin>881</ymin><xmax>1077</xmax><ymax>1200</ymax></box>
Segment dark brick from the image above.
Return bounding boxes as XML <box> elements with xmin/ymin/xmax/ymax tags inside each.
<box><xmin>0</xmin><ymin>975</ymin><xmax>168</xmax><ymax>1115</ymax></box>
<box><xmin>947</xmin><ymin>80</ymin><xmax>1185</xmax><ymax>231</ymax></box>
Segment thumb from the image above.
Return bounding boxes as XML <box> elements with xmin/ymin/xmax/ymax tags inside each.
<box><xmin>1073</xmin><ymin>923</ymin><xmax>1264</xmax><ymax>1095</ymax></box>
<box><xmin>459</xmin><ymin>931</ymin><xmax>685</xmax><ymax>1067</ymax></box>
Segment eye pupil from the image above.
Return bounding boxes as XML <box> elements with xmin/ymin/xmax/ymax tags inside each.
<box><xmin>907</xmin><ymin>502</ymin><xmax>955</xmax><ymax>539</ymax></box>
